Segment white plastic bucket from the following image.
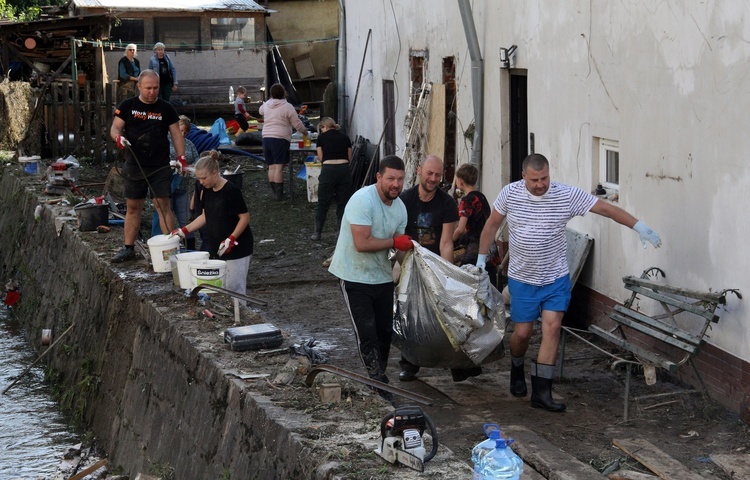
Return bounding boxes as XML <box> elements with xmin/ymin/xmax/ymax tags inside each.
<box><xmin>175</xmin><ymin>251</ymin><xmax>210</xmax><ymax>288</ymax></box>
<box><xmin>147</xmin><ymin>234</ymin><xmax>180</xmax><ymax>272</ymax></box>
<box><xmin>189</xmin><ymin>260</ymin><xmax>226</xmax><ymax>292</ymax></box>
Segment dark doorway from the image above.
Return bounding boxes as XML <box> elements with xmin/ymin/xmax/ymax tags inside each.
<box><xmin>509</xmin><ymin>73</ymin><xmax>528</xmax><ymax>182</ymax></box>
<box><xmin>382</xmin><ymin>80</ymin><xmax>396</xmax><ymax>157</ymax></box>
<box><xmin>443</xmin><ymin>56</ymin><xmax>457</xmax><ymax>183</ymax></box>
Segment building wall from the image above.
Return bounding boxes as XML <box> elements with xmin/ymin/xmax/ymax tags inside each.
<box><xmin>266</xmin><ymin>0</ymin><xmax>339</xmax><ymax>80</ymax></box>
<box><xmin>341</xmin><ymin>0</ymin><xmax>750</xmax><ymax>409</ymax></box>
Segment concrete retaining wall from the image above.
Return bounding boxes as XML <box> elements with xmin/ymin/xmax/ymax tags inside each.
<box><xmin>0</xmin><ymin>169</ymin><xmax>315</xmax><ymax>478</ymax></box>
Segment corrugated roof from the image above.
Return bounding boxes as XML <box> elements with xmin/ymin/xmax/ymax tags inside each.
<box><xmin>72</xmin><ymin>0</ymin><xmax>269</xmax><ymax>13</ymax></box>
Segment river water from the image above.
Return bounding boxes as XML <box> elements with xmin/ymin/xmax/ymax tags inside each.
<box><xmin>0</xmin><ymin>307</ymin><xmax>81</xmax><ymax>478</ymax></box>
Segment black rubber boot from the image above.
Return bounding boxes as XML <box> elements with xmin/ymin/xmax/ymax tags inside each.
<box><xmin>530</xmin><ymin>375</ymin><xmax>566</xmax><ymax>412</ymax></box>
<box><xmin>310</xmin><ymin>220</ymin><xmax>323</xmax><ymax>240</ymax></box>
<box><xmin>270</xmin><ymin>182</ymin><xmax>283</xmax><ymax>201</ymax></box>
<box><xmin>510</xmin><ymin>363</ymin><xmax>528</xmax><ymax>397</ymax></box>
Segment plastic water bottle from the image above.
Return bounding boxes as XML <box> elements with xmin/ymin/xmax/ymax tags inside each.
<box><xmin>228</xmin><ymin>86</ymin><xmax>235</xmax><ymax>104</ymax></box>
<box><xmin>477</xmin><ymin>438</ymin><xmax>523</xmax><ymax>479</ymax></box>
<box><xmin>472</xmin><ymin>423</ymin><xmax>501</xmax><ymax>478</ymax></box>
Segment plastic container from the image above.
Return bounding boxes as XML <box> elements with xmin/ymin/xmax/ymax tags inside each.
<box><xmin>304</xmin><ymin>162</ymin><xmax>322</xmax><ymax>203</ymax></box>
<box><xmin>472</xmin><ymin>423</ymin><xmax>501</xmax><ymax>477</ymax></box>
<box><xmin>19</xmin><ymin>156</ymin><xmax>40</xmax><ymax>174</ymax></box>
<box><xmin>147</xmin><ymin>234</ymin><xmax>181</xmax><ymax>273</ymax></box>
<box><xmin>475</xmin><ymin>438</ymin><xmax>523</xmax><ymax>480</ymax></box>
<box><xmin>223</xmin><ymin>172</ymin><xmax>243</xmax><ymax>190</ymax></box>
<box><xmin>174</xmin><ymin>251</ymin><xmax>210</xmax><ymax>288</ymax></box>
<box><xmin>189</xmin><ymin>259</ymin><xmax>226</xmax><ymax>292</ymax></box>
<box><xmin>74</xmin><ymin>203</ymin><xmax>109</xmax><ymax>232</ymax></box>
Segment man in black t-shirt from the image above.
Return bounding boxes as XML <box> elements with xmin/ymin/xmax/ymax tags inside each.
<box><xmin>110</xmin><ymin>69</ymin><xmax>186</xmax><ymax>263</ymax></box>
<box><xmin>398</xmin><ymin>155</ymin><xmax>483</xmax><ymax>382</ymax></box>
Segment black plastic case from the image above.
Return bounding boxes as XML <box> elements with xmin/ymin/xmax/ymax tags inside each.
<box><xmin>224</xmin><ymin>324</ymin><xmax>284</xmax><ymax>352</ymax></box>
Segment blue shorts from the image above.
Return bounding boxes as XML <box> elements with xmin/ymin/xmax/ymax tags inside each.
<box><xmin>262</xmin><ymin>137</ymin><xmax>290</xmax><ymax>165</ymax></box>
<box><xmin>508</xmin><ymin>275</ymin><xmax>571</xmax><ymax>323</ymax></box>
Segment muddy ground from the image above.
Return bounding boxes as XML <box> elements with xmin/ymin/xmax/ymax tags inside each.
<box><xmin>24</xmin><ymin>154</ymin><xmax>750</xmax><ymax>479</ymax></box>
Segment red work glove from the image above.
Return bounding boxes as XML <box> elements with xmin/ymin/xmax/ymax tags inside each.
<box><xmin>170</xmin><ymin>227</ymin><xmax>189</xmax><ymax>239</ymax></box>
<box><xmin>218</xmin><ymin>235</ymin><xmax>238</xmax><ymax>256</ymax></box>
<box><xmin>115</xmin><ymin>135</ymin><xmax>130</xmax><ymax>150</ymax></box>
<box><xmin>393</xmin><ymin>235</ymin><xmax>413</xmax><ymax>252</ymax></box>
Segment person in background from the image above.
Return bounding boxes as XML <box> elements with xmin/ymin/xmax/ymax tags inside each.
<box><xmin>259</xmin><ymin>83</ymin><xmax>308</xmax><ymax>200</ymax></box>
<box><xmin>110</xmin><ymin>69</ymin><xmax>186</xmax><ymax>263</ymax></box>
<box><xmin>117</xmin><ymin>43</ymin><xmax>140</xmax><ymax>99</ymax></box>
<box><xmin>477</xmin><ymin>153</ymin><xmax>662</xmax><ymax>412</ymax></box>
<box><xmin>398</xmin><ymin>154</ymin><xmax>482</xmax><ymax>383</ymax></box>
<box><xmin>148</xmin><ymin>42</ymin><xmax>178</xmax><ymax>102</ymax></box>
<box><xmin>310</xmin><ymin>117</ymin><xmax>352</xmax><ymax>241</ymax></box>
<box><xmin>173</xmin><ymin>155</ymin><xmax>253</xmax><ymax>305</ymax></box>
<box><xmin>234</xmin><ymin>86</ymin><xmax>252</xmax><ymax>134</ymax></box>
<box><xmin>328</xmin><ymin>155</ymin><xmax>413</xmax><ymax>402</ymax></box>
<box><xmin>452</xmin><ymin>163</ymin><xmax>490</xmax><ymax>267</ymax></box>
<box><xmin>151</xmin><ymin>115</ymin><xmax>200</xmax><ymax>249</ymax></box>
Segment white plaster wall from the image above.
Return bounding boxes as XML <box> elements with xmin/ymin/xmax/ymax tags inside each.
<box><xmin>103</xmin><ymin>49</ymin><xmax>266</xmax><ymax>84</ymax></box>
<box><xmin>341</xmin><ymin>0</ymin><xmax>750</xmax><ymax>361</ymax></box>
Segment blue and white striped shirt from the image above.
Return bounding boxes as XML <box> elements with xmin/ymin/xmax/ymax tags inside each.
<box><xmin>494</xmin><ymin>181</ymin><xmax>597</xmax><ymax>286</ymax></box>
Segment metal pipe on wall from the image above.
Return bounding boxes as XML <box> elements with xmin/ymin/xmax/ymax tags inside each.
<box><xmin>457</xmin><ymin>0</ymin><xmax>484</xmax><ymax>179</ymax></box>
<box><xmin>337</xmin><ymin>0</ymin><xmax>347</xmax><ymax>131</ymax></box>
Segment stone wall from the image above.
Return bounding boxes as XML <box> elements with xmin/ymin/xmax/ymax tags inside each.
<box><xmin>0</xmin><ymin>168</ymin><xmax>316</xmax><ymax>478</ymax></box>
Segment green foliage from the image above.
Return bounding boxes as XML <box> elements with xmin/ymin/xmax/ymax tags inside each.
<box><xmin>0</xmin><ymin>0</ymin><xmax>65</xmax><ymax>22</ymax></box>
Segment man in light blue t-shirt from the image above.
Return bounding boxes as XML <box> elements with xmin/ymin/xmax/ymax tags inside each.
<box><xmin>329</xmin><ymin>155</ymin><xmax>414</xmax><ymax>401</ymax></box>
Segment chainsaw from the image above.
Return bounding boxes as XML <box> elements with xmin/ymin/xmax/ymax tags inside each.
<box><xmin>374</xmin><ymin>405</ymin><xmax>438</xmax><ymax>472</ymax></box>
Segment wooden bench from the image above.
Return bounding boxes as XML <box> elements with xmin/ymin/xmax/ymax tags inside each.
<box><xmin>561</xmin><ymin>267</ymin><xmax>741</xmax><ymax>421</ymax></box>
<box><xmin>171</xmin><ymin>77</ymin><xmax>264</xmax><ymax>117</ymax></box>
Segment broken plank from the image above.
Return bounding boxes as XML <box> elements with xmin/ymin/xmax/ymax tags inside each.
<box><xmin>613</xmin><ymin>438</ymin><xmax>704</xmax><ymax>480</ymax></box>
<box><xmin>607</xmin><ymin>470</ymin><xmax>659</xmax><ymax>480</ymax></box>
<box><xmin>426</xmin><ymin>82</ymin><xmax>445</xmax><ymax>160</ymax></box>
<box><xmin>710</xmin><ymin>453</ymin><xmax>750</xmax><ymax>479</ymax></box>
<box><xmin>505</xmin><ymin>425</ymin><xmax>606</xmax><ymax>479</ymax></box>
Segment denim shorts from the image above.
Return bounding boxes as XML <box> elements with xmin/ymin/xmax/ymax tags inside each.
<box><xmin>262</xmin><ymin>137</ymin><xmax>290</xmax><ymax>165</ymax></box>
<box><xmin>508</xmin><ymin>275</ymin><xmax>571</xmax><ymax>323</ymax></box>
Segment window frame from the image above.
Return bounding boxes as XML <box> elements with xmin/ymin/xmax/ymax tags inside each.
<box><xmin>599</xmin><ymin>138</ymin><xmax>620</xmax><ymax>191</ymax></box>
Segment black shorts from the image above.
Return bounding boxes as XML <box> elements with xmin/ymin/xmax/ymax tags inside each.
<box><xmin>262</xmin><ymin>137</ymin><xmax>290</xmax><ymax>166</ymax></box>
<box><xmin>122</xmin><ymin>162</ymin><xmax>172</xmax><ymax>199</ymax></box>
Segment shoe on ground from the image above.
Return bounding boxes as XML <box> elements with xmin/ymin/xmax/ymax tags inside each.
<box><xmin>399</xmin><ymin>370</ymin><xmax>418</xmax><ymax>382</ymax></box>
<box><xmin>310</xmin><ymin>231</ymin><xmax>321</xmax><ymax>241</ymax></box>
<box><xmin>111</xmin><ymin>247</ymin><xmax>136</xmax><ymax>263</ymax></box>
<box><xmin>451</xmin><ymin>366</ymin><xmax>482</xmax><ymax>382</ymax></box>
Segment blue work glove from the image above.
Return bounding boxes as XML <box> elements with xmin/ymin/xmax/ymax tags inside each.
<box><xmin>633</xmin><ymin>221</ymin><xmax>662</xmax><ymax>248</ymax></box>
<box><xmin>476</xmin><ymin>253</ymin><xmax>488</xmax><ymax>271</ymax></box>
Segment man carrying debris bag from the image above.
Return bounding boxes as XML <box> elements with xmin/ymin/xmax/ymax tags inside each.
<box><xmin>398</xmin><ymin>154</ymin><xmax>483</xmax><ymax>383</ymax></box>
<box><xmin>477</xmin><ymin>153</ymin><xmax>662</xmax><ymax>412</ymax></box>
<box><xmin>109</xmin><ymin>69</ymin><xmax>186</xmax><ymax>263</ymax></box>
<box><xmin>328</xmin><ymin>155</ymin><xmax>414</xmax><ymax>401</ymax></box>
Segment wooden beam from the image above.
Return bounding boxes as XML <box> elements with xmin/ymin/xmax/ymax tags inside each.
<box><xmin>426</xmin><ymin>82</ymin><xmax>446</xmax><ymax>160</ymax></box>
<box><xmin>613</xmin><ymin>438</ymin><xmax>705</xmax><ymax>480</ymax></box>
<box><xmin>710</xmin><ymin>453</ymin><xmax>750</xmax><ymax>479</ymax></box>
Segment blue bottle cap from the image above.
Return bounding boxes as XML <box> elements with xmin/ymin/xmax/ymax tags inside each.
<box><xmin>483</xmin><ymin>423</ymin><xmax>500</xmax><ymax>438</ymax></box>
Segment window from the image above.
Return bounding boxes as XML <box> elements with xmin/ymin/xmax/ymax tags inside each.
<box><xmin>154</xmin><ymin>18</ymin><xmax>201</xmax><ymax>50</ymax></box>
<box><xmin>211</xmin><ymin>17</ymin><xmax>256</xmax><ymax>50</ymax></box>
<box><xmin>409</xmin><ymin>50</ymin><xmax>427</xmax><ymax>108</ymax></box>
<box><xmin>599</xmin><ymin>138</ymin><xmax>619</xmax><ymax>190</ymax></box>
<box><xmin>110</xmin><ymin>19</ymin><xmax>144</xmax><ymax>45</ymax></box>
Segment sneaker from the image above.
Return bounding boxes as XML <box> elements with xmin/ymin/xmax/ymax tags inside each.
<box><xmin>399</xmin><ymin>370</ymin><xmax>418</xmax><ymax>382</ymax></box>
<box><xmin>111</xmin><ymin>247</ymin><xmax>136</xmax><ymax>263</ymax></box>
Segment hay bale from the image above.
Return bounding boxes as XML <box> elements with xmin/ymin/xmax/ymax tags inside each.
<box><xmin>0</xmin><ymin>80</ymin><xmax>37</xmax><ymax>152</ymax></box>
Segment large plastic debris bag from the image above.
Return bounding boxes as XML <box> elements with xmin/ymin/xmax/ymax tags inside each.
<box><xmin>393</xmin><ymin>243</ymin><xmax>505</xmax><ymax>369</ymax></box>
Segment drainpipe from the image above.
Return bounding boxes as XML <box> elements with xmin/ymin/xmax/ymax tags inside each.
<box><xmin>457</xmin><ymin>0</ymin><xmax>484</xmax><ymax>175</ymax></box>
<box><xmin>337</xmin><ymin>0</ymin><xmax>347</xmax><ymax>131</ymax></box>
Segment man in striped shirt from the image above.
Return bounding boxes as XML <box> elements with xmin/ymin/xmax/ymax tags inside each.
<box><xmin>477</xmin><ymin>153</ymin><xmax>661</xmax><ymax>412</ymax></box>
